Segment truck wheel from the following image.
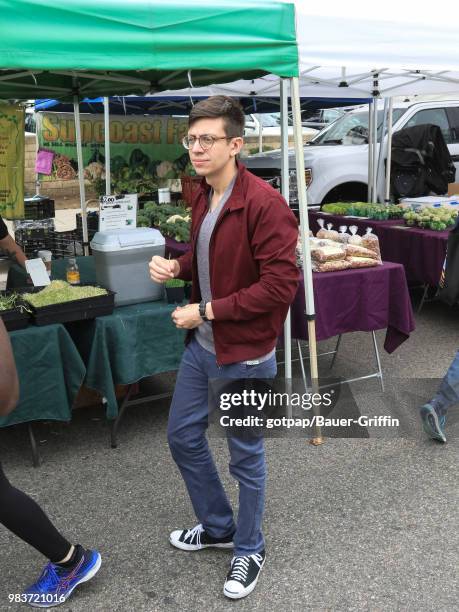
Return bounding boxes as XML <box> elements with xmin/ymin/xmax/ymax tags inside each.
<box><xmin>322</xmin><ymin>182</ymin><xmax>368</xmax><ymax>204</ymax></box>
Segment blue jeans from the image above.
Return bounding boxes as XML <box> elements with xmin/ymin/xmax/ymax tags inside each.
<box><xmin>167</xmin><ymin>337</ymin><xmax>277</xmax><ymax>556</ymax></box>
<box><xmin>432</xmin><ymin>349</ymin><xmax>459</xmax><ymax>414</ymax></box>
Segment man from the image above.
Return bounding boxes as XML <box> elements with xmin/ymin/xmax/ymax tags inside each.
<box><xmin>0</xmin><ymin>214</ymin><xmax>27</xmax><ymax>267</ymax></box>
<box><xmin>149</xmin><ymin>96</ymin><xmax>299</xmax><ymax>599</ymax></box>
<box><xmin>419</xmin><ymin>350</ymin><xmax>458</xmax><ymax>443</ymax></box>
<box><xmin>0</xmin><ymin>319</ymin><xmax>101</xmax><ymax>607</ymax></box>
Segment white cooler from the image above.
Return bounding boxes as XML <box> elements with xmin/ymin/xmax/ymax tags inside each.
<box><xmin>90</xmin><ymin>228</ymin><xmax>165</xmax><ymax>306</ymax></box>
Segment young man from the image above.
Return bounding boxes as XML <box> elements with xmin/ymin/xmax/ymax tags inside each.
<box><xmin>419</xmin><ymin>349</ymin><xmax>459</xmax><ymax>443</ymax></box>
<box><xmin>0</xmin><ymin>319</ymin><xmax>101</xmax><ymax>608</ymax></box>
<box><xmin>149</xmin><ymin>96</ymin><xmax>299</xmax><ymax>599</ymax></box>
<box><xmin>0</xmin><ymin>215</ymin><xmax>27</xmax><ymax>267</ymax></box>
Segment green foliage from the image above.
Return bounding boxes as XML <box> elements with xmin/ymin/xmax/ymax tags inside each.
<box><xmin>165</xmin><ymin>278</ymin><xmax>185</xmax><ymax>289</ymax></box>
<box><xmin>0</xmin><ymin>293</ymin><xmax>30</xmax><ymax>313</ymax></box>
<box><xmin>141</xmin><ymin>202</ymin><xmax>191</xmax><ymax>242</ymax></box>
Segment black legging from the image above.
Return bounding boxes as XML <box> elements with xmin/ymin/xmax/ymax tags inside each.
<box><xmin>0</xmin><ymin>462</ymin><xmax>71</xmax><ymax>563</ymax></box>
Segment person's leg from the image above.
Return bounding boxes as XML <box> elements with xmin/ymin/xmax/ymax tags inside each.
<box><xmin>0</xmin><ymin>462</ymin><xmax>72</xmax><ymax>562</ymax></box>
<box><xmin>420</xmin><ymin>349</ymin><xmax>459</xmax><ymax>442</ymax></box>
<box><xmin>433</xmin><ymin>349</ymin><xmax>459</xmax><ymax>413</ymax></box>
<box><xmin>0</xmin><ymin>462</ymin><xmax>101</xmax><ymax>607</ymax></box>
<box><xmin>168</xmin><ymin>339</ymin><xmax>235</xmax><ymax>540</ymax></box>
<box><xmin>218</xmin><ymin>355</ymin><xmax>277</xmax><ymax>599</ymax></box>
<box><xmin>221</xmin><ymin>355</ymin><xmax>277</xmax><ymax>557</ymax></box>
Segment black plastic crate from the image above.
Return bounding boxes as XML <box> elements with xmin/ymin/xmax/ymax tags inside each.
<box><xmin>24</xmin><ymin>197</ymin><xmax>55</xmax><ymax>220</ymax></box>
<box><xmin>76</xmin><ymin>211</ymin><xmax>99</xmax><ymax>232</ymax></box>
<box><xmin>22</xmin><ymin>286</ymin><xmax>115</xmax><ymax>326</ymax></box>
<box><xmin>0</xmin><ymin>306</ymin><xmax>30</xmax><ymax>331</ymax></box>
<box><xmin>52</xmin><ymin>230</ymin><xmax>84</xmax><ymax>259</ymax></box>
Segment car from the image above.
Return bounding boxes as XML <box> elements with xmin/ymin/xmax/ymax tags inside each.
<box><xmin>243</xmin><ymin>100</ymin><xmax>459</xmax><ymax>208</ymax></box>
<box><xmin>301</xmin><ymin>107</ymin><xmax>348</xmax><ymax>130</ymax></box>
<box><xmin>244</xmin><ymin>113</ymin><xmax>318</xmax><ymax>139</ymax></box>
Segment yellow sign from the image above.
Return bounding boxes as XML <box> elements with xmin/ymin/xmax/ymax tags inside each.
<box><xmin>0</xmin><ymin>103</ymin><xmax>24</xmax><ymax>218</ymax></box>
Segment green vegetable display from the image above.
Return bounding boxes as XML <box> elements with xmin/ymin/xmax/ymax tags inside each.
<box><xmin>403</xmin><ymin>207</ymin><xmax>458</xmax><ymax>231</ymax></box>
<box><xmin>322</xmin><ymin>202</ymin><xmax>405</xmax><ymax>220</ymax></box>
<box><xmin>0</xmin><ymin>293</ymin><xmax>30</xmax><ymax>313</ymax></box>
<box><xmin>142</xmin><ymin>202</ymin><xmax>191</xmax><ymax>242</ymax></box>
<box><xmin>23</xmin><ymin>281</ymin><xmax>108</xmax><ymax>308</ymax></box>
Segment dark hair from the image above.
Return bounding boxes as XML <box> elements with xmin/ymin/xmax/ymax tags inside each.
<box><xmin>188</xmin><ymin>96</ymin><xmax>245</xmax><ymax>137</ymax></box>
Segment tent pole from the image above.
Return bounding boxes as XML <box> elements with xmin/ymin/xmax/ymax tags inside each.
<box><xmin>258</xmin><ymin>116</ymin><xmax>263</xmax><ymax>153</ymax></box>
<box><xmin>372</xmin><ymin>99</ymin><xmax>379</xmax><ymax>202</ymax></box>
<box><xmin>376</xmin><ymin>98</ymin><xmax>388</xmax><ymax>203</ymax></box>
<box><xmin>290</xmin><ymin>77</ymin><xmax>322</xmax><ymax>445</ymax></box>
<box><xmin>103</xmin><ymin>97</ymin><xmax>111</xmax><ymax>195</ymax></box>
<box><xmin>73</xmin><ymin>95</ymin><xmax>89</xmax><ymax>256</ymax></box>
<box><xmin>280</xmin><ymin>79</ymin><xmax>292</xmax><ymax>382</ymax></box>
<box><xmin>367</xmin><ymin>102</ymin><xmax>373</xmax><ymax>202</ymax></box>
<box><xmin>385</xmin><ymin>97</ymin><xmax>394</xmax><ymax>203</ymax></box>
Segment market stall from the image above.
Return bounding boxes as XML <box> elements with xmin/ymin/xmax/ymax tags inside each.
<box><xmin>308</xmin><ymin>210</ymin><xmax>449</xmax><ymax>289</ymax></box>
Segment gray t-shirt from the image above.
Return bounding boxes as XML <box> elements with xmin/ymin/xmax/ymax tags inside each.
<box><xmin>194</xmin><ymin>177</ymin><xmax>275</xmax><ymax>364</ymax></box>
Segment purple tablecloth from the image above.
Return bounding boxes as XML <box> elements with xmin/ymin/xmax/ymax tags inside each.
<box><xmin>374</xmin><ymin>224</ymin><xmax>448</xmax><ymax>286</ymax></box>
<box><xmin>308</xmin><ymin>211</ymin><xmax>448</xmax><ymax>287</ymax></box>
<box><xmin>291</xmin><ymin>262</ymin><xmax>415</xmax><ymax>353</ymax></box>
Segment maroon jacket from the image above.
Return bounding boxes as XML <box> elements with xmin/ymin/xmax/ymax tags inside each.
<box><xmin>177</xmin><ymin>162</ymin><xmax>299</xmax><ymax>365</ymax></box>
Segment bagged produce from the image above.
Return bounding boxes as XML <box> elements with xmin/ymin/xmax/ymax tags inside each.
<box><xmin>316</xmin><ymin>218</ymin><xmax>328</xmax><ymax>238</ymax></box>
<box><xmin>346</xmin><ymin>256</ymin><xmax>379</xmax><ymax>268</ymax></box>
<box><xmin>361</xmin><ymin>228</ymin><xmax>381</xmax><ymax>260</ymax></box>
<box><xmin>345</xmin><ymin>243</ymin><xmax>379</xmax><ymax>260</ymax></box>
<box><xmin>348</xmin><ymin>225</ymin><xmax>363</xmax><ymax>245</ymax></box>
<box><xmin>311</xmin><ymin>244</ymin><xmax>346</xmax><ymax>263</ymax></box>
<box><xmin>336</xmin><ymin>225</ymin><xmax>350</xmax><ymax>243</ymax></box>
<box><xmin>312</xmin><ymin>259</ymin><xmax>352</xmax><ymax>272</ymax></box>
<box><xmin>324</xmin><ymin>223</ymin><xmax>340</xmax><ymax>241</ymax></box>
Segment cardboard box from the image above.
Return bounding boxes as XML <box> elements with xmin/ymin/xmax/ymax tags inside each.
<box><xmin>448</xmin><ymin>183</ymin><xmax>459</xmax><ymax>196</ymax></box>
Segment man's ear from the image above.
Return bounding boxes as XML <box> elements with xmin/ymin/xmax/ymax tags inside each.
<box><xmin>230</xmin><ymin>137</ymin><xmax>244</xmax><ymax>157</ymax></box>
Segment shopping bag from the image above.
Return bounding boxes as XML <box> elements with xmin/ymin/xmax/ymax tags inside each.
<box><xmin>437</xmin><ymin>216</ymin><xmax>459</xmax><ymax>305</ymax></box>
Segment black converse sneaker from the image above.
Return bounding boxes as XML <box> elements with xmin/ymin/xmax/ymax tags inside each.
<box><xmin>169</xmin><ymin>523</ymin><xmax>234</xmax><ymax>551</ymax></box>
<box><xmin>223</xmin><ymin>549</ymin><xmax>266</xmax><ymax>599</ymax></box>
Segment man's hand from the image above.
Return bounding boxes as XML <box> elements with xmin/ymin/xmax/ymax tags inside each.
<box><xmin>149</xmin><ymin>256</ymin><xmax>180</xmax><ymax>283</ymax></box>
<box><xmin>172</xmin><ymin>303</ymin><xmax>203</xmax><ymax>329</ymax></box>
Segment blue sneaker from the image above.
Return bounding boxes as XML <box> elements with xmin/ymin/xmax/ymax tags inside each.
<box><xmin>23</xmin><ymin>549</ymin><xmax>101</xmax><ymax>608</ymax></box>
<box><xmin>419</xmin><ymin>403</ymin><xmax>446</xmax><ymax>443</ymax></box>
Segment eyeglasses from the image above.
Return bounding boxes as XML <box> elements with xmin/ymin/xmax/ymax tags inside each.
<box><xmin>182</xmin><ymin>134</ymin><xmax>235</xmax><ymax>151</ymax></box>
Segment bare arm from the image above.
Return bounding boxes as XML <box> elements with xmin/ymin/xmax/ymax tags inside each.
<box><xmin>0</xmin><ymin>319</ymin><xmax>19</xmax><ymax>416</ymax></box>
<box><xmin>0</xmin><ymin>234</ymin><xmax>27</xmax><ymax>268</ymax></box>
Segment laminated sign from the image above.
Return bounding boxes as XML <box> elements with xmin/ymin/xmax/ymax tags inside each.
<box><xmin>99</xmin><ymin>194</ymin><xmax>138</xmax><ymax>231</ymax></box>
<box><xmin>0</xmin><ymin>103</ymin><xmax>24</xmax><ymax>218</ymax></box>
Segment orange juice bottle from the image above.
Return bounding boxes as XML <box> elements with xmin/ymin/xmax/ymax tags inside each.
<box><xmin>66</xmin><ymin>258</ymin><xmax>81</xmax><ymax>285</ymax></box>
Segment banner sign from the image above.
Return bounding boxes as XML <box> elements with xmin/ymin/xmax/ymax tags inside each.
<box><xmin>99</xmin><ymin>194</ymin><xmax>138</xmax><ymax>232</ymax></box>
<box><xmin>0</xmin><ymin>103</ymin><xmax>24</xmax><ymax>218</ymax></box>
<box><xmin>36</xmin><ymin>112</ymin><xmax>191</xmax><ymax>188</ymax></box>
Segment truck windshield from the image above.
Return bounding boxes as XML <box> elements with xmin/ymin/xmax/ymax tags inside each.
<box><xmin>309</xmin><ymin>108</ymin><xmax>406</xmax><ymax>145</ymax></box>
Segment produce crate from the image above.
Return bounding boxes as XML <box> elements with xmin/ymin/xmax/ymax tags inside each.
<box><xmin>52</xmin><ymin>230</ymin><xmax>84</xmax><ymax>259</ymax></box>
<box><xmin>23</xmin><ymin>286</ymin><xmax>115</xmax><ymax>326</ymax></box>
<box><xmin>24</xmin><ymin>196</ymin><xmax>55</xmax><ymax>220</ymax></box>
<box><xmin>14</xmin><ymin>219</ymin><xmax>55</xmax><ymax>258</ymax></box>
<box><xmin>0</xmin><ymin>305</ymin><xmax>30</xmax><ymax>331</ymax></box>
<box><xmin>76</xmin><ymin>211</ymin><xmax>99</xmax><ymax>233</ymax></box>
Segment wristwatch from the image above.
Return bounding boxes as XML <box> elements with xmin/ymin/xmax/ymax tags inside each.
<box><xmin>199</xmin><ymin>300</ymin><xmax>209</xmax><ymax>321</ymax></box>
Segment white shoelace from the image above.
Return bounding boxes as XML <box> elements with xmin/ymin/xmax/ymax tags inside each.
<box><xmin>229</xmin><ymin>553</ymin><xmax>263</xmax><ymax>582</ymax></box>
<box><xmin>184</xmin><ymin>524</ymin><xmax>204</xmax><ymax>545</ymax></box>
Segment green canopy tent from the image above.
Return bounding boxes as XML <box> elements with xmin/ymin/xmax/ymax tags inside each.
<box><xmin>0</xmin><ymin>0</ymin><xmax>319</xmax><ymax>425</ymax></box>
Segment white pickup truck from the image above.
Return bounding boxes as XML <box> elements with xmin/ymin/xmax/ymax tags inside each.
<box><xmin>244</xmin><ymin>100</ymin><xmax>459</xmax><ymax>205</ymax></box>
